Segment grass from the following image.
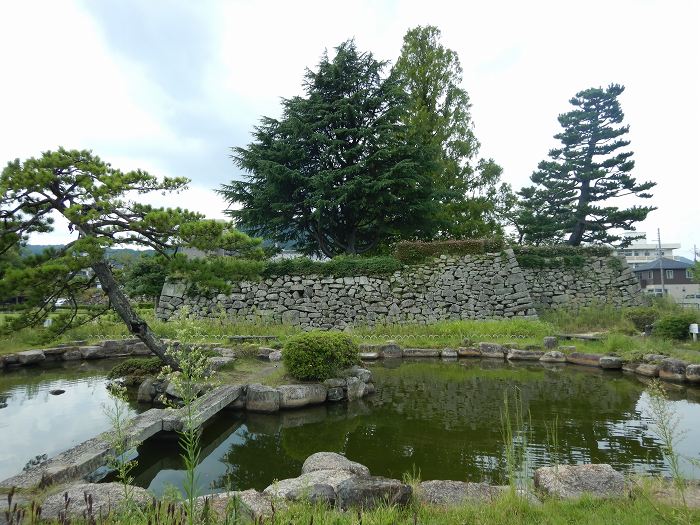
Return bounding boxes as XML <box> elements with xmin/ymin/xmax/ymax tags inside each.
<box><xmin>2</xmin><ymin>305</ymin><xmax>700</xmax><ymax>364</ymax></box>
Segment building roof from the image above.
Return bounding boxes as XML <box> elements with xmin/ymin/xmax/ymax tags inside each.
<box><xmin>634</xmin><ymin>257</ymin><xmax>693</xmax><ymax>272</ymax></box>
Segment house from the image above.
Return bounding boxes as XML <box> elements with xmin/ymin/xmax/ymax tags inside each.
<box><xmin>615</xmin><ymin>233</ymin><xmax>681</xmax><ymax>269</ymax></box>
<box><xmin>632</xmin><ymin>257</ymin><xmax>699</xmax><ymax>303</ymax></box>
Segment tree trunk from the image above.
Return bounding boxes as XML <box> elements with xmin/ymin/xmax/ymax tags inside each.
<box><xmin>91</xmin><ymin>260</ymin><xmax>180</xmax><ymax>370</ymax></box>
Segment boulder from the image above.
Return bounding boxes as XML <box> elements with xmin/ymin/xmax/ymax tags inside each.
<box><xmin>41</xmin><ymin>482</ymin><xmax>150</xmax><ymax>519</ymax></box>
<box><xmin>346</xmin><ymin>377</ymin><xmax>366</xmax><ymax>401</ymax></box>
<box><xmin>137</xmin><ymin>378</ymin><xmax>156</xmax><ymax>403</ymax></box>
<box><xmin>478</xmin><ymin>343</ymin><xmax>505</xmax><ymax>359</ymax></box>
<box><xmin>659</xmin><ymin>359</ymin><xmax>687</xmax><ymax>383</ymax></box>
<box><xmin>359</xmin><ymin>352</ymin><xmax>380</xmax><ymax>360</ymax></box>
<box><xmin>127</xmin><ymin>342</ymin><xmax>151</xmax><ymax>356</ymax></box>
<box><xmin>324</xmin><ymin>378</ymin><xmax>346</xmax><ymax>388</ymax></box>
<box><xmin>566</xmin><ymin>352</ymin><xmax>601</xmax><ymax>367</ymax></box>
<box><xmin>543</xmin><ymin>337</ymin><xmax>559</xmax><ymax>349</ymax></box>
<box><xmin>635</xmin><ymin>363</ymin><xmax>660</xmax><ymax>377</ymax></box>
<box><xmin>265</xmin><ymin>469</ymin><xmax>356</xmax><ymax>500</ymax></box>
<box><xmin>599</xmin><ymin>356</ymin><xmax>623</xmax><ymax>370</ymax></box>
<box><xmin>42</xmin><ymin>347</ymin><xmax>67</xmax><ymax>360</ymax></box>
<box><xmin>197</xmin><ymin>490</ymin><xmax>282</xmax><ymax>522</ymax></box>
<box><xmin>327</xmin><ymin>387</ymin><xmax>345</xmax><ymax>401</ymax></box>
<box><xmin>364</xmin><ymin>382</ymin><xmax>376</xmax><ymax>395</ymax></box>
<box><xmin>62</xmin><ymin>349</ymin><xmax>83</xmax><ymax>361</ymax></box>
<box><xmin>457</xmin><ymin>347</ymin><xmax>481</xmax><ymax>357</ymax></box>
<box><xmin>49</xmin><ymin>389</ymin><xmax>66</xmax><ymax>396</ymax></box>
<box><xmin>416</xmin><ymin>480</ymin><xmax>504</xmax><ymax>506</ymax></box>
<box><xmin>16</xmin><ymin>350</ymin><xmax>46</xmax><ymax>365</ymax></box>
<box><xmin>268</xmin><ymin>350</ymin><xmax>283</xmax><ymax>362</ymax></box>
<box><xmin>644</xmin><ymin>354</ymin><xmax>668</xmax><ymax>364</ymax></box>
<box><xmin>285</xmin><ymin>483</ymin><xmax>336</xmax><ymax>505</ymax></box>
<box><xmin>101</xmin><ymin>340</ymin><xmax>127</xmax><ymax>354</ymax></box>
<box><xmin>302</xmin><ymin>452</ymin><xmax>370</xmax><ymax>476</ymax></box>
<box><xmin>80</xmin><ymin>346</ymin><xmax>106</xmax><ymax>359</ymax></box>
<box><xmin>533</xmin><ymin>464</ymin><xmax>625</xmax><ymax>499</ymax></box>
<box><xmin>206</xmin><ymin>356</ymin><xmax>234</xmax><ymax>372</ymax></box>
<box><xmin>277</xmin><ymin>384</ymin><xmax>327</xmax><ymax>409</ymax></box>
<box><xmin>380</xmin><ymin>341</ymin><xmax>403</xmax><ymax>358</ymax></box>
<box><xmin>540</xmin><ymin>351</ymin><xmax>566</xmax><ymax>363</ymax></box>
<box><xmin>686</xmin><ymin>364</ymin><xmax>700</xmax><ymax>384</ymax></box>
<box><xmin>336</xmin><ymin>476</ymin><xmax>412</xmax><ymax>510</ymax></box>
<box><xmin>257</xmin><ymin>347</ymin><xmax>275</xmax><ymax>360</ymax></box>
<box><xmin>246</xmin><ymin>383</ymin><xmax>280</xmax><ymax>412</ymax></box>
<box><xmin>342</xmin><ymin>366</ymin><xmax>372</xmax><ymax>383</ymax></box>
<box><xmin>441</xmin><ymin>349</ymin><xmax>458</xmax><ymax>358</ymax></box>
<box><xmin>403</xmin><ymin>348</ymin><xmax>440</xmax><ymax>358</ymax></box>
<box><xmin>622</xmin><ymin>362</ymin><xmax>639</xmax><ymax>373</ymax></box>
<box><xmin>507</xmin><ymin>349</ymin><xmax>544</xmax><ymax>361</ymax></box>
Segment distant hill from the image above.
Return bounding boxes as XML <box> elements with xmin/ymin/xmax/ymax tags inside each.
<box><xmin>22</xmin><ymin>245</ymin><xmax>155</xmax><ymax>260</ymax></box>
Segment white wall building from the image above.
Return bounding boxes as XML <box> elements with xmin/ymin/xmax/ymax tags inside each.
<box><xmin>615</xmin><ymin>233</ymin><xmax>682</xmax><ymax>269</ymax></box>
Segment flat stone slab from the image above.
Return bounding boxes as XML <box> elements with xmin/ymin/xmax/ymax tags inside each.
<box><xmin>478</xmin><ymin>343</ymin><xmax>505</xmax><ymax>359</ymax></box>
<box><xmin>534</xmin><ymin>464</ymin><xmax>625</xmax><ymax>499</ymax></box>
<box><xmin>164</xmin><ymin>385</ymin><xmax>242</xmax><ymax>431</ymax></box>
<box><xmin>403</xmin><ymin>349</ymin><xmax>441</xmax><ymax>358</ymax></box>
<box><xmin>540</xmin><ymin>351</ymin><xmax>566</xmax><ymax>363</ymax></box>
<box><xmin>566</xmin><ymin>352</ymin><xmax>602</xmax><ymax>367</ymax></box>
<box><xmin>16</xmin><ymin>350</ymin><xmax>45</xmax><ymax>365</ymax></box>
<box><xmin>457</xmin><ymin>347</ymin><xmax>481</xmax><ymax>357</ymax></box>
<box><xmin>507</xmin><ymin>349</ymin><xmax>544</xmax><ymax>361</ymax></box>
<box><xmin>41</xmin><ymin>482</ymin><xmax>150</xmax><ymax>519</ymax></box>
<box><xmin>277</xmin><ymin>384</ymin><xmax>327</xmax><ymax>409</ymax></box>
<box><xmin>417</xmin><ymin>480</ymin><xmax>504</xmax><ymax>505</ymax></box>
<box><xmin>360</xmin><ymin>352</ymin><xmax>380</xmax><ymax>360</ymax></box>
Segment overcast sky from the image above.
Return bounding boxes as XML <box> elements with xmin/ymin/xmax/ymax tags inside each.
<box><xmin>1</xmin><ymin>0</ymin><xmax>698</xmax><ymax>257</ymax></box>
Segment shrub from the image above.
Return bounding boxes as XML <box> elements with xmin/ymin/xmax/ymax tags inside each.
<box><xmin>513</xmin><ymin>245</ymin><xmax>612</xmax><ymax>269</ymax></box>
<box><xmin>394</xmin><ymin>238</ymin><xmax>504</xmax><ymax>264</ymax></box>
<box><xmin>107</xmin><ymin>357</ymin><xmax>163</xmax><ymax>379</ymax></box>
<box><xmin>263</xmin><ymin>255</ymin><xmax>403</xmax><ymax>278</ymax></box>
<box><xmin>283</xmin><ymin>331</ymin><xmax>359</xmax><ymax>381</ymax></box>
<box><xmin>653</xmin><ymin>312</ymin><xmax>699</xmax><ymax>340</ymax></box>
<box><xmin>624</xmin><ymin>306</ymin><xmax>660</xmax><ymax>331</ymax></box>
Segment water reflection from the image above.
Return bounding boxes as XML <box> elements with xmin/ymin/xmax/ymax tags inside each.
<box><xmin>0</xmin><ymin>360</ymin><xmax>139</xmax><ymax>480</ymax></box>
<box><xmin>130</xmin><ymin>359</ymin><xmax>700</xmax><ymax>496</ymax></box>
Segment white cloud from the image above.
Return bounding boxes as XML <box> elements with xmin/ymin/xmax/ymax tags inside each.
<box><xmin>1</xmin><ymin>0</ymin><xmax>698</xmax><ymax>257</ymax></box>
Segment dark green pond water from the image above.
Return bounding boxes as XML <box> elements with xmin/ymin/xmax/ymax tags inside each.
<box><xmin>129</xmin><ymin>359</ymin><xmax>700</xmax><ymax>496</ymax></box>
<box><xmin>2</xmin><ymin>358</ymin><xmax>699</xmax><ymax>496</ymax></box>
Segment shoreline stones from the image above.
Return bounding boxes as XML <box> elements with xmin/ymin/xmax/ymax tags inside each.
<box><xmin>566</xmin><ymin>352</ymin><xmax>602</xmax><ymax>367</ymax></box>
<box><xmin>41</xmin><ymin>483</ymin><xmax>151</xmax><ymax>519</ymax></box>
<box><xmin>659</xmin><ymin>359</ymin><xmax>687</xmax><ymax>383</ymax></box>
<box><xmin>534</xmin><ymin>464</ymin><xmax>625</xmax><ymax>499</ymax></box>
<box><xmin>540</xmin><ymin>351</ymin><xmax>566</xmax><ymax>363</ymax></box>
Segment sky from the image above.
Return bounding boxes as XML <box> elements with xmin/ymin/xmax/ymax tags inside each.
<box><xmin>0</xmin><ymin>0</ymin><xmax>698</xmax><ymax>258</ymax></box>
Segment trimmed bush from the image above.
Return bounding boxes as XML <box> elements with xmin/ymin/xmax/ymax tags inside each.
<box><xmin>653</xmin><ymin>312</ymin><xmax>699</xmax><ymax>340</ymax></box>
<box><xmin>513</xmin><ymin>245</ymin><xmax>612</xmax><ymax>269</ymax></box>
<box><xmin>107</xmin><ymin>357</ymin><xmax>163</xmax><ymax>379</ymax></box>
<box><xmin>263</xmin><ymin>255</ymin><xmax>403</xmax><ymax>278</ymax></box>
<box><xmin>394</xmin><ymin>238</ymin><xmax>504</xmax><ymax>264</ymax></box>
<box><xmin>283</xmin><ymin>331</ymin><xmax>359</xmax><ymax>381</ymax></box>
<box><xmin>624</xmin><ymin>306</ymin><xmax>660</xmax><ymax>331</ymax></box>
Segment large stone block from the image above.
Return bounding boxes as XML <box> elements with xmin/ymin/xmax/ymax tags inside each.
<box><xmin>478</xmin><ymin>342</ymin><xmax>505</xmax><ymax>359</ymax></box>
<box><xmin>16</xmin><ymin>350</ymin><xmax>46</xmax><ymax>365</ymax></box>
<box><xmin>277</xmin><ymin>384</ymin><xmax>327</xmax><ymax>409</ymax></box>
<box><xmin>246</xmin><ymin>384</ymin><xmax>280</xmax><ymax>412</ymax></box>
<box><xmin>336</xmin><ymin>476</ymin><xmax>412</xmax><ymax>510</ymax></box>
<box><xmin>659</xmin><ymin>359</ymin><xmax>687</xmax><ymax>383</ymax></box>
<box><xmin>566</xmin><ymin>352</ymin><xmax>601</xmax><ymax>367</ymax></box>
<box><xmin>533</xmin><ymin>464</ymin><xmax>625</xmax><ymax>499</ymax></box>
<box><xmin>302</xmin><ymin>452</ymin><xmax>370</xmax><ymax>476</ymax></box>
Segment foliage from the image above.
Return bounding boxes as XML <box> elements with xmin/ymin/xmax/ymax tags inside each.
<box><xmin>107</xmin><ymin>357</ymin><xmax>163</xmax><ymax>379</ymax></box>
<box><xmin>517</xmin><ymin>84</ymin><xmax>656</xmax><ymax>246</ymax></box>
<box><xmin>283</xmin><ymin>331</ymin><xmax>359</xmax><ymax>381</ymax></box>
<box><xmin>221</xmin><ymin>40</ymin><xmax>436</xmax><ymax>257</ymax></box>
<box><xmin>0</xmin><ymin>147</ymin><xmax>250</xmax><ymax>368</ymax></box>
<box><xmin>122</xmin><ymin>254</ymin><xmax>170</xmax><ymax>303</ymax></box>
<box><xmin>624</xmin><ymin>306</ymin><xmax>660</xmax><ymax>331</ymax></box>
<box><xmin>262</xmin><ymin>255</ymin><xmax>403</xmax><ymax>278</ymax></box>
<box><xmin>654</xmin><ymin>312</ymin><xmax>699</xmax><ymax>340</ymax></box>
<box><xmin>393</xmin><ymin>238</ymin><xmax>504</xmax><ymax>264</ymax></box>
<box><xmin>168</xmin><ymin>255</ymin><xmax>265</xmax><ymax>295</ymax></box>
<box><xmin>393</xmin><ymin>25</ymin><xmax>509</xmax><ymax>239</ymax></box>
<box><xmin>513</xmin><ymin>245</ymin><xmax>613</xmax><ymax>269</ymax></box>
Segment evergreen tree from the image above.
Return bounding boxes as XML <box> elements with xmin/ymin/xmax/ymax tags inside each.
<box><xmin>221</xmin><ymin>40</ymin><xmax>436</xmax><ymax>257</ymax></box>
<box><xmin>518</xmin><ymin>84</ymin><xmax>655</xmax><ymax>245</ymax></box>
<box><xmin>393</xmin><ymin>25</ymin><xmax>507</xmax><ymax>238</ymax></box>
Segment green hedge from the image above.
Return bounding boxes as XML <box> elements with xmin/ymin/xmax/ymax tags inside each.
<box><xmin>653</xmin><ymin>312</ymin><xmax>699</xmax><ymax>340</ymax></box>
<box><xmin>283</xmin><ymin>331</ymin><xmax>359</xmax><ymax>381</ymax></box>
<box><xmin>107</xmin><ymin>357</ymin><xmax>163</xmax><ymax>379</ymax></box>
<box><xmin>262</xmin><ymin>255</ymin><xmax>403</xmax><ymax>278</ymax></box>
<box><xmin>393</xmin><ymin>238</ymin><xmax>504</xmax><ymax>264</ymax></box>
<box><xmin>513</xmin><ymin>245</ymin><xmax>613</xmax><ymax>269</ymax></box>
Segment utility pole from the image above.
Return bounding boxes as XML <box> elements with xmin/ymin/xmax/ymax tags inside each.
<box><xmin>657</xmin><ymin>228</ymin><xmax>666</xmax><ymax>296</ymax></box>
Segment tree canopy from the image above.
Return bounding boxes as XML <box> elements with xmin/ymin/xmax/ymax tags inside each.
<box><xmin>221</xmin><ymin>40</ymin><xmax>436</xmax><ymax>257</ymax></box>
<box><xmin>0</xmin><ymin>148</ymin><xmax>257</xmax><ymax>368</ymax></box>
<box><xmin>517</xmin><ymin>84</ymin><xmax>655</xmax><ymax>246</ymax></box>
<box><xmin>392</xmin><ymin>25</ymin><xmax>510</xmax><ymax>238</ymax></box>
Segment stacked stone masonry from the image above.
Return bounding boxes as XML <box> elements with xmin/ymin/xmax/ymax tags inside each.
<box><xmin>156</xmin><ymin>250</ymin><xmax>642</xmax><ymax>328</ymax></box>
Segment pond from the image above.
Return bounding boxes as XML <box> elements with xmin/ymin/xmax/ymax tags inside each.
<box><xmin>2</xmin><ymin>358</ymin><xmax>699</xmax><ymax>496</ymax></box>
<box><xmin>130</xmin><ymin>359</ymin><xmax>700</xmax><ymax>496</ymax></box>
<box><xmin>0</xmin><ymin>359</ymin><xmax>141</xmax><ymax>481</ymax></box>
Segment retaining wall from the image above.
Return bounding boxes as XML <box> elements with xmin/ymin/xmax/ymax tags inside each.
<box><xmin>156</xmin><ymin>249</ymin><xmax>642</xmax><ymax>328</ymax></box>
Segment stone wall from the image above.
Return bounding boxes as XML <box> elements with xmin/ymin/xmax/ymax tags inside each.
<box><xmin>521</xmin><ymin>257</ymin><xmax>642</xmax><ymax>310</ymax></box>
<box><xmin>156</xmin><ymin>249</ymin><xmax>642</xmax><ymax>328</ymax></box>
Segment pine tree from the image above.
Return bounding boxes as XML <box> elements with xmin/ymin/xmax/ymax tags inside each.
<box><xmin>518</xmin><ymin>84</ymin><xmax>655</xmax><ymax>245</ymax></box>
